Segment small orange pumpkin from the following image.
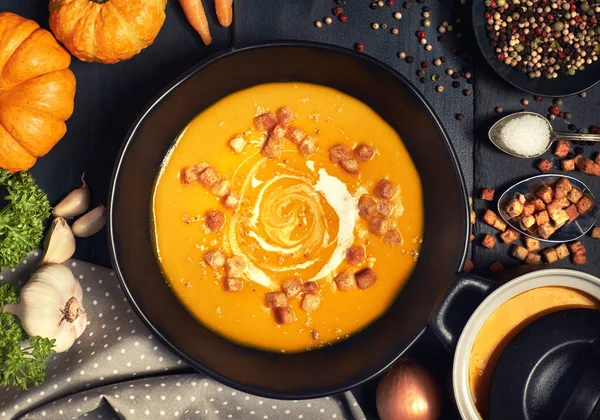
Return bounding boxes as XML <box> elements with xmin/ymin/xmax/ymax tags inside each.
<box><xmin>0</xmin><ymin>12</ymin><xmax>76</xmax><ymax>172</ymax></box>
<box><xmin>49</xmin><ymin>0</ymin><xmax>168</xmax><ymax>64</ymax></box>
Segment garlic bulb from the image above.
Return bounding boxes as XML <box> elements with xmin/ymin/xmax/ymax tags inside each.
<box><xmin>41</xmin><ymin>218</ymin><xmax>76</xmax><ymax>265</ymax></box>
<box><xmin>19</xmin><ymin>264</ymin><xmax>87</xmax><ymax>353</ymax></box>
<box><xmin>52</xmin><ymin>175</ymin><xmax>91</xmax><ymax>218</ymax></box>
<box><xmin>72</xmin><ymin>205</ymin><xmax>106</xmax><ymax>238</ymax></box>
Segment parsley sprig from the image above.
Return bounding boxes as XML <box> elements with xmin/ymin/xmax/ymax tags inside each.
<box><xmin>0</xmin><ymin>283</ymin><xmax>54</xmax><ymax>390</ymax></box>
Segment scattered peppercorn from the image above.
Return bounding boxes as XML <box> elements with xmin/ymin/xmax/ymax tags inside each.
<box><xmin>405</xmin><ymin>56</ymin><xmax>414</xmax><ymax>63</ymax></box>
<box><xmin>315</xmin><ymin>21</ymin><xmax>323</xmax><ymax>28</ymax></box>
<box><xmin>548</xmin><ymin>114</ymin><xmax>556</xmax><ymax>121</ymax></box>
<box><xmin>554</xmin><ymin>98</ymin><xmax>564</xmax><ymax>106</ymax></box>
<box><xmin>452</xmin><ymin>81</ymin><xmax>460</xmax><ymax>88</ymax></box>
<box><xmin>432</xmin><ymin>73</ymin><xmax>440</xmax><ymax>81</ymax></box>
<box><xmin>382</xmin><ymin>23</ymin><xmax>388</xmax><ymax>29</ymax></box>
<box><xmin>372</xmin><ymin>23</ymin><xmax>380</xmax><ymax>30</ymax></box>
<box><xmin>436</xmin><ymin>85</ymin><xmax>445</xmax><ymax>93</ymax></box>
<box><xmin>439</xmin><ymin>34</ymin><xmax>448</xmax><ymax>42</ymax></box>
<box><xmin>456</xmin><ymin>113</ymin><xmax>464</xmax><ymax>120</ymax></box>
<box><xmin>378</xmin><ymin>0</ymin><xmax>385</xmax><ymax>6</ymax></box>
<box><xmin>440</xmin><ymin>56</ymin><xmax>447</xmax><ymax>63</ymax></box>
<box><xmin>398</xmin><ymin>51</ymin><xmax>407</xmax><ymax>59</ymax></box>
<box><xmin>550</xmin><ymin>106</ymin><xmax>561</xmax><ymax>115</ymax></box>
<box><xmin>403</xmin><ymin>2</ymin><xmax>412</xmax><ymax>8</ymax></box>
<box><xmin>495</xmin><ymin>107</ymin><xmax>503</xmax><ymax>113</ymax></box>
<box><xmin>392</xmin><ymin>28</ymin><xmax>399</xmax><ymax>35</ymax></box>
<box><xmin>421</xmin><ymin>61</ymin><xmax>430</xmax><ymax>68</ymax></box>
<box><xmin>394</xmin><ymin>12</ymin><xmax>403</xmax><ymax>19</ymax></box>
<box><xmin>564</xmin><ymin>112</ymin><xmax>573</xmax><ymax>120</ymax></box>
<box><xmin>325</xmin><ymin>17</ymin><xmax>333</xmax><ymax>24</ymax></box>
<box><xmin>370</xmin><ymin>2</ymin><xmax>378</xmax><ymax>9</ymax></box>
<box><xmin>386</xmin><ymin>0</ymin><xmax>395</xmax><ymax>5</ymax></box>
<box><xmin>446</xmin><ymin>68</ymin><xmax>454</xmax><ymax>75</ymax></box>
<box><xmin>434</xmin><ymin>58</ymin><xmax>442</xmax><ymax>66</ymax></box>
<box><xmin>423</xmin><ymin>19</ymin><xmax>431</xmax><ymax>27</ymax></box>
<box><xmin>535</xmin><ymin>96</ymin><xmax>543</xmax><ymax>102</ymax></box>
<box><xmin>339</xmin><ymin>15</ymin><xmax>348</xmax><ymax>22</ymax></box>
<box><xmin>591</xmin><ymin>125</ymin><xmax>600</xmax><ymax>134</ymax></box>
<box><xmin>580</xmin><ymin>91</ymin><xmax>588</xmax><ymax>98</ymax></box>
<box><xmin>521</xmin><ymin>99</ymin><xmax>529</xmax><ymax>106</ymax></box>
<box><xmin>425</xmin><ymin>44</ymin><xmax>433</xmax><ymax>51</ymax></box>
<box><xmin>568</xmin><ymin>123</ymin><xmax>577</xmax><ymax>131</ymax></box>
<box><xmin>463</xmin><ymin>89</ymin><xmax>472</xmax><ymax>96</ymax></box>
<box><xmin>332</xmin><ymin>7</ymin><xmax>343</xmax><ymax>16</ymax></box>
<box><xmin>355</xmin><ymin>43</ymin><xmax>365</xmax><ymax>53</ymax></box>
<box><xmin>423</xmin><ymin>11</ymin><xmax>430</xmax><ymax>17</ymax></box>
<box><xmin>417</xmin><ymin>69</ymin><xmax>425</xmax><ymax>77</ymax></box>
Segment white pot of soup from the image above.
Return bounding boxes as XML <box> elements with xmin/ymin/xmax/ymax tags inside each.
<box><xmin>452</xmin><ymin>269</ymin><xmax>600</xmax><ymax>420</ymax></box>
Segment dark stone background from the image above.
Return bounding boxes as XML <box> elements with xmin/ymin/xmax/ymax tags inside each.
<box><xmin>7</xmin><ymin>0</ymin><xmax>600</xmax><ymax>418</ymax></box>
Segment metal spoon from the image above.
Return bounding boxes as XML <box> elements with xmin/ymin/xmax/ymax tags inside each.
<box><xmin>498</xmin><ymin>174</ymin><xmax>600</xmax><ymax>243</ymax></box>
<box><xmin>489</xmin><ymin>111</ymin><xmax>600</xmax><ymax>158</ymax></box>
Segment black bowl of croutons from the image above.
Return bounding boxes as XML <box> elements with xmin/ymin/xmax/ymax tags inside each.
<box><xmin>108</xmin><ymin>42</ymin><xmax>472</xmax><ymax>399</ymax></box>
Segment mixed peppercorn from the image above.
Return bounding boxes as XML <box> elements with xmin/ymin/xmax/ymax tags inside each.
<box><xmin>485</xmin><ymin>0</ymin><xmax>600</xmax><ymax>78</ymax></box>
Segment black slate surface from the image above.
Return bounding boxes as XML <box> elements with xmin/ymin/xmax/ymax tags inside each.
<box><xmin>5</xmin><ymin>0</ymin><xmax>600</xmax><ymax>419</ymax></box>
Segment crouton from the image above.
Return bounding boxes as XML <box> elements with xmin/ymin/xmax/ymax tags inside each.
<box><xmin>542</xmin><ymin>248</ymin><xmax>558</xmax><ymax>264</ymax></box>
<box><xmin>299</xmin><ymin>136</ymin><xmax>318</xmax><ymax>156</ymax></box>
<box><xmin>329</xmin><ymin>144</ymin><xmax>352</xmax><ymax>164</ymax></box>
<box><xmin>463</xmin><ymin>258</ymin><xmax>474</xmax><ymax>272</ymax></box>
<box><xmin>384</xmin><ymin>228</ymin><xmax>403</xmax><ymax>247</ymax></box>
<box><xmin>358</xmin><ymin>194</ymin><xmax>377</xmax><ymax>219</ymax></box>
<box><xmin>340</xmin><ymin>159</ymin><xmax>359</xmax><ymax>174</ymax></box>
<box><xmin>525</xmin><ymin>253</ymin><xmax>542</xmax><ymax>265</ymax></box>
<box><xmin>576</xmin><ymin>156</ymin><xmax>600</xmax><ymax>176</ymax></box>
<box><xmin>223</xmin><ymin>277</ymin><xmax>242</xmax><ymax>292</ymax></box>
<box><xmin>210</xmin><ymin>179</ymin><xmax>231</xmax><ymax>197</ymax></box>
<box><xmin>537</xmin><ymin>159</ymin><xmax>552</xmax><ymax>173</ymax></box>
<box><xmin>493</xmin><ymin>218</ymin><xmax>508</xmax><ymax>232</ymax></box>
<box><xmin>282</xmin><ymin>279</ymin><xmax>302</xmax><ymax>298</ymax></box>
<box><xmin>301</xmin><ymin>294</ymin><xmax>321</xmax><ymax>312</ymax></box>
<box><xmin>537</xmin><ymin>223</ymin><xmax>556</xmax><ymax>239</ymax></box>
<box><xmin>335</xmin><ymin>270</ymin><xmax>356</xmax><ymax>291</ymax></box>
<box><xmin>480</xmin><ymin>188</ymin><xmax>495</xmax><ymax>201</ymax></box>
<box><xmin>346</xmin><ymin>246</ymin><xmax>366</xmax><ymax>266</ymax></box>
<box><xmin>483</xmin><ymin>209</ymin><xmax>498</xmax><ymax>226</ymax></box>
<box><xmin>525</xmin><ymin>236</ymin><xmax>541</xmax><ymax>252</ymax></box>
<box><xmin>377</xmin><ymin>200</ymin><xmax>395</xmax><ymax>217</ymax></box>
<box><xmin>274</xmin><ymin>306</ymin><xmax>296</xmax><ymax>324</ymax></box>
<box><xmin>521</xmin><ymin>215</ymin><xmax>536</xmax><ymax>228</ymax></box>
<box><xmin>556</xmin><ymin>178</ymin><xmax>573</xmax><ymax>192</ymax></box>
<box><xmin>511</xmin><ymin>245</ymin><xmax>529</xmax><ymax>261</ymax></box>
<box><xmin>262</xmin><ymin>132</ymin><xmax>284</xmax><ymax>159</ymax></box>
<box><xmin>577</xmin><ymin>195</ymin><xmax>594</xmax><ymax>215</ymax></box>
<box><xmin>573</xmin><ymin>252</ymin><xmax>587</xmax><ymax>265</ymax></box>
<box><xmin>554</xmin><ymin>188</ymin><xmax>568</xmax><ymax>199</ymax></box>
<box><xmin>198</xmin><ymin>166</ymin><xmax>221</xmax><ymax>188</ymax></box>
<box><xmin>470</xmin><ymin>210</ymin><xmax>476</xmax><ymax>225</ymax></box>
<box><xmin>592</xmin><ymin>227</ymin><xmax>600</xmax><ymax>239</ymax></box>
<box><xmin>265</xmin><ymin>292</ymin><xmax>287</xmax><ymax>308</ymax></box>
<box><xmin>276</xmin><ymin>106</ymin><xmax>294</xmax><ymax>126</ymax></box>
<box><xmin>374</xmin><ymin>179</ymin><xmax>398</xmax><ymax>200</ymax></box>
<box><xmin>354</xmin><ymin>143</ymin><xmax>376</xmax><ymax>162</ymax></box>
<box><xmin>302</xmin><ymin>281</ymin><xmax>319</xmax><ymax>295</ymax></box>
<box><xmin>562</xmin><ymin>159</ymin><xmax>576</xmax><ymax>171</ymax></box>
<box><xmin>204</xmin><ymin>250</ymin><xmax>225</xmax><ymax>269</ymax></box>
<box><xmin>489</xmin><ymin>261</ymin><xmax>504</xmax><ymax>272</ymax></box>
<box><xmin>286</xmin><ymin>127</ymin><xmax>306</xmax><ymax>144</ymax></box>
<box><xmin>568</xmin><ymin>188</ymin><xmax>583</xmax><ymax>203</ymax></box>
<box><xmin>534</xmin><ymin>210</ymin><xmax>550</xmax><ymax>226</ymax></box>
<box><xmin>546</xmin><ymin>200</ymin><xmax>561</xmax><ymax>215</ymax></box>
<box><xmin>355</xmin><ymin>268</ymin><xmax>377</xmax><ymax>290</ymax></box>
<box><xmin>369</xmin><ymin>217</ymin><xmax>391</xmax><ymax>235</ymax></box>
<box><xmin>565</xmin><ymin>204</ymin><xmax>580</xmax><ymax>223</ymax></box>
<box><xmin>554</xmin><ymin>140</ymin><xmax>571</xmax><ymax>157</ymax></box>
<box><xmin>222</xmin><ymin>191</ymin><xmax>240</xmax><ymax>209</ymax></box>
<box><xmin>521</xmin><ymin>202</ymin><xmax>536</xmax><ymax>217</ymax></box>
<box><xmin>206</xmin><ymin>210</ymin><xmax>225</xmax><ymax>232</ymax></box>
<box><xmin>228</xmin><ymin>135</ymin><xmax>247</xmax><ymax>153</ymax></box>
<box><xmin>536</xmin><ymin>185</ymin><xmax>554</xmax><ymax>204</ymax></box>
<box><xmin>482</xmin><ymin>234</ymin><xmax>496</xmax><ymax>249</ymax></box>
<box><xmin>499</xmin><ymin>228</ymin><xmax>520</xmax><ymax>244</ymax></box>
<box><xmin>506</xmin><ymin>199</ymin><xmax>524</xmax><ymax>218</ymax></box>
<box><xmin>470</xmin><ymin>234</ymin><xmax>475</xmax><ymax>242</ymax></box>
<box><xmin>531</xmin><ymin>199</ymin><xmax>546</xmax><ymax>212</ymax></box>
<box><xmin>254</xmin><ymin>112</ymin><xmax>278</xmax><ymax>131</ymax></box>
<box><xmin>555</xmin><ymin>244</ymin><xmax>570</xmax><ymax>260</ymax></box>
<box><xmin>551</xmin><ymin>209</ymin><xmax>570</xmax><ymax>226</ymax></box>
<box><xmin>555</xmin><ymin>197</ymin><xmax>571</xmax><ymax>208</ymax></box>
<box><xmin>567</xmin><ymin>241</ymin><xmax>585</xmax><ymax>254</ymax></box>
<box><xmin>224</xmin><ymin>255</ymin><xmax>247</xmax><ymax>277</ymax></box>
<box><xmin>516</xmin><ymin>193</ymin><xmax>527</xmax><ymax>204</ymax></box>
<box><xmin>181</xmin><ymin>166</ymin><xmax>199</xmax><ymax>185</ymax></box>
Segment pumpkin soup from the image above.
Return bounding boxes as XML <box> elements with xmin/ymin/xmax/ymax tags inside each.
<box><xmin>469</xmin><ymin>286</ymin><xmax>600</xmax><ymax>418</ymax></box>
<box><xmin>152</xmin><ymin>83</ymin><xmax>423</xmax><ymax>353</ymax></box>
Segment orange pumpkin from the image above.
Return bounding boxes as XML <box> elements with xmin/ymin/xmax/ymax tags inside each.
<box><xmin>0</xmin><ymin>12</ymin><xmax>76</xmax><ymax>172</ymax></box>
<box><xmin>49</xmin><ymin>0</ymin><xmax>168</xmax><ymax>64</ymax></box>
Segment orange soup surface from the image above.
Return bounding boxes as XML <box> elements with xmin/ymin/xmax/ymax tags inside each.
<box><xmin>152</xmin><ymin>83</ymin><xmax>423</xmax><ymax>353</ymax></box>
<box><xmin>469</xmin><ymin>286</ymin><xmax>600</xmax><ymax>418</ymax></box>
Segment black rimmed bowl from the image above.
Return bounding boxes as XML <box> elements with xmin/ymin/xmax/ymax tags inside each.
<box><xmin>107</xmin><ymin>42</ymin><xmax>470</xmax><ymax>399</ymax></box>
<box><xmin>472</xmin><ymin>1</ymin><xmax>600</xmax><ymax>97</ymax></box>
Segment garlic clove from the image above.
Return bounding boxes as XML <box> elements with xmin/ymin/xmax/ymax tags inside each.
<box><xmin>52</xmin><ymin>175</ymin><xmax>91</xmax><ymax>218</ymax></box>
<box><xmin>72</xmin><ymin>205</ymin><xmax>106</xmax><ymax>238</ymax></box>
<box><xmin>41</xmin><ymin>217</ymin><xmax>76</xmax><ymax>265</ymax></box>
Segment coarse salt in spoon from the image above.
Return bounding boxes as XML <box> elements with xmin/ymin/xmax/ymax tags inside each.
<box><xmin>489</xmin><ymin>112</ymin><xmax>600</xmax><ymax>158</ymax></box>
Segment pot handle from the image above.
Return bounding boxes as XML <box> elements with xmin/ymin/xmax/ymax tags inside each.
<box><xmin>430</xmin><ymin>273</ymin><xmax>497</xmax><ymax>351</ymax></box>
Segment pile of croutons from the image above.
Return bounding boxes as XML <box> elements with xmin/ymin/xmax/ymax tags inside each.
<box><xmin>503</xmin><ymin>177</ymin><xmax>593</xmax><ymax>240</ymax></box>
<box><xmin>537</xmin><ymin>140</ymin><xmax>600</xmax><ymax>176</ymax></box>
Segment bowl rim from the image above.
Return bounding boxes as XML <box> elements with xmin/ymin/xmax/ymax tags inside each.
<box><xmin>452</xmin><ymin>268</ymin><xmax>600</xmax><ymax>420</ymax></box>
<box><xmin>106</xmin><ymin>40</ymin><xmax>469</xmax><ymax>399</ymax></box>
<box><xmin>471</xmin><ymin>1</ymin><xmax>600</xmax><ymax>97</ymax></box>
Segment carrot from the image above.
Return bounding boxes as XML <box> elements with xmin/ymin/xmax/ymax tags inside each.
<box><xmin>215</xmin><ymin>0</ymin><xmax>233</xmax><ymax>27</ymax></box>
<box><xmin>179</xmin><ymin>0</ymin><xmax>213</xmax><ymax>46</ymax></box>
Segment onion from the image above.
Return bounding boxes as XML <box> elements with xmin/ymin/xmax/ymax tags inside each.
<box><xmin>376</xmin><ymin>358</ymin><xmax>441</xmax><ymax>420</ymax></box>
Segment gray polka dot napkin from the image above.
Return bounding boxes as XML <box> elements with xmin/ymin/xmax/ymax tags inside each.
<box><xmin>0</xmin><ymin>253</ymin><xmax>367</xmax><ymax>420</ymax></box>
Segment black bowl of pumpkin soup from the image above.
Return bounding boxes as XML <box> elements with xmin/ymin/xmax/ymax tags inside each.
<box><xmin>108</xmin><ymin>42</ymin><xmax>470</xmax><ymax>399</ymax></box>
